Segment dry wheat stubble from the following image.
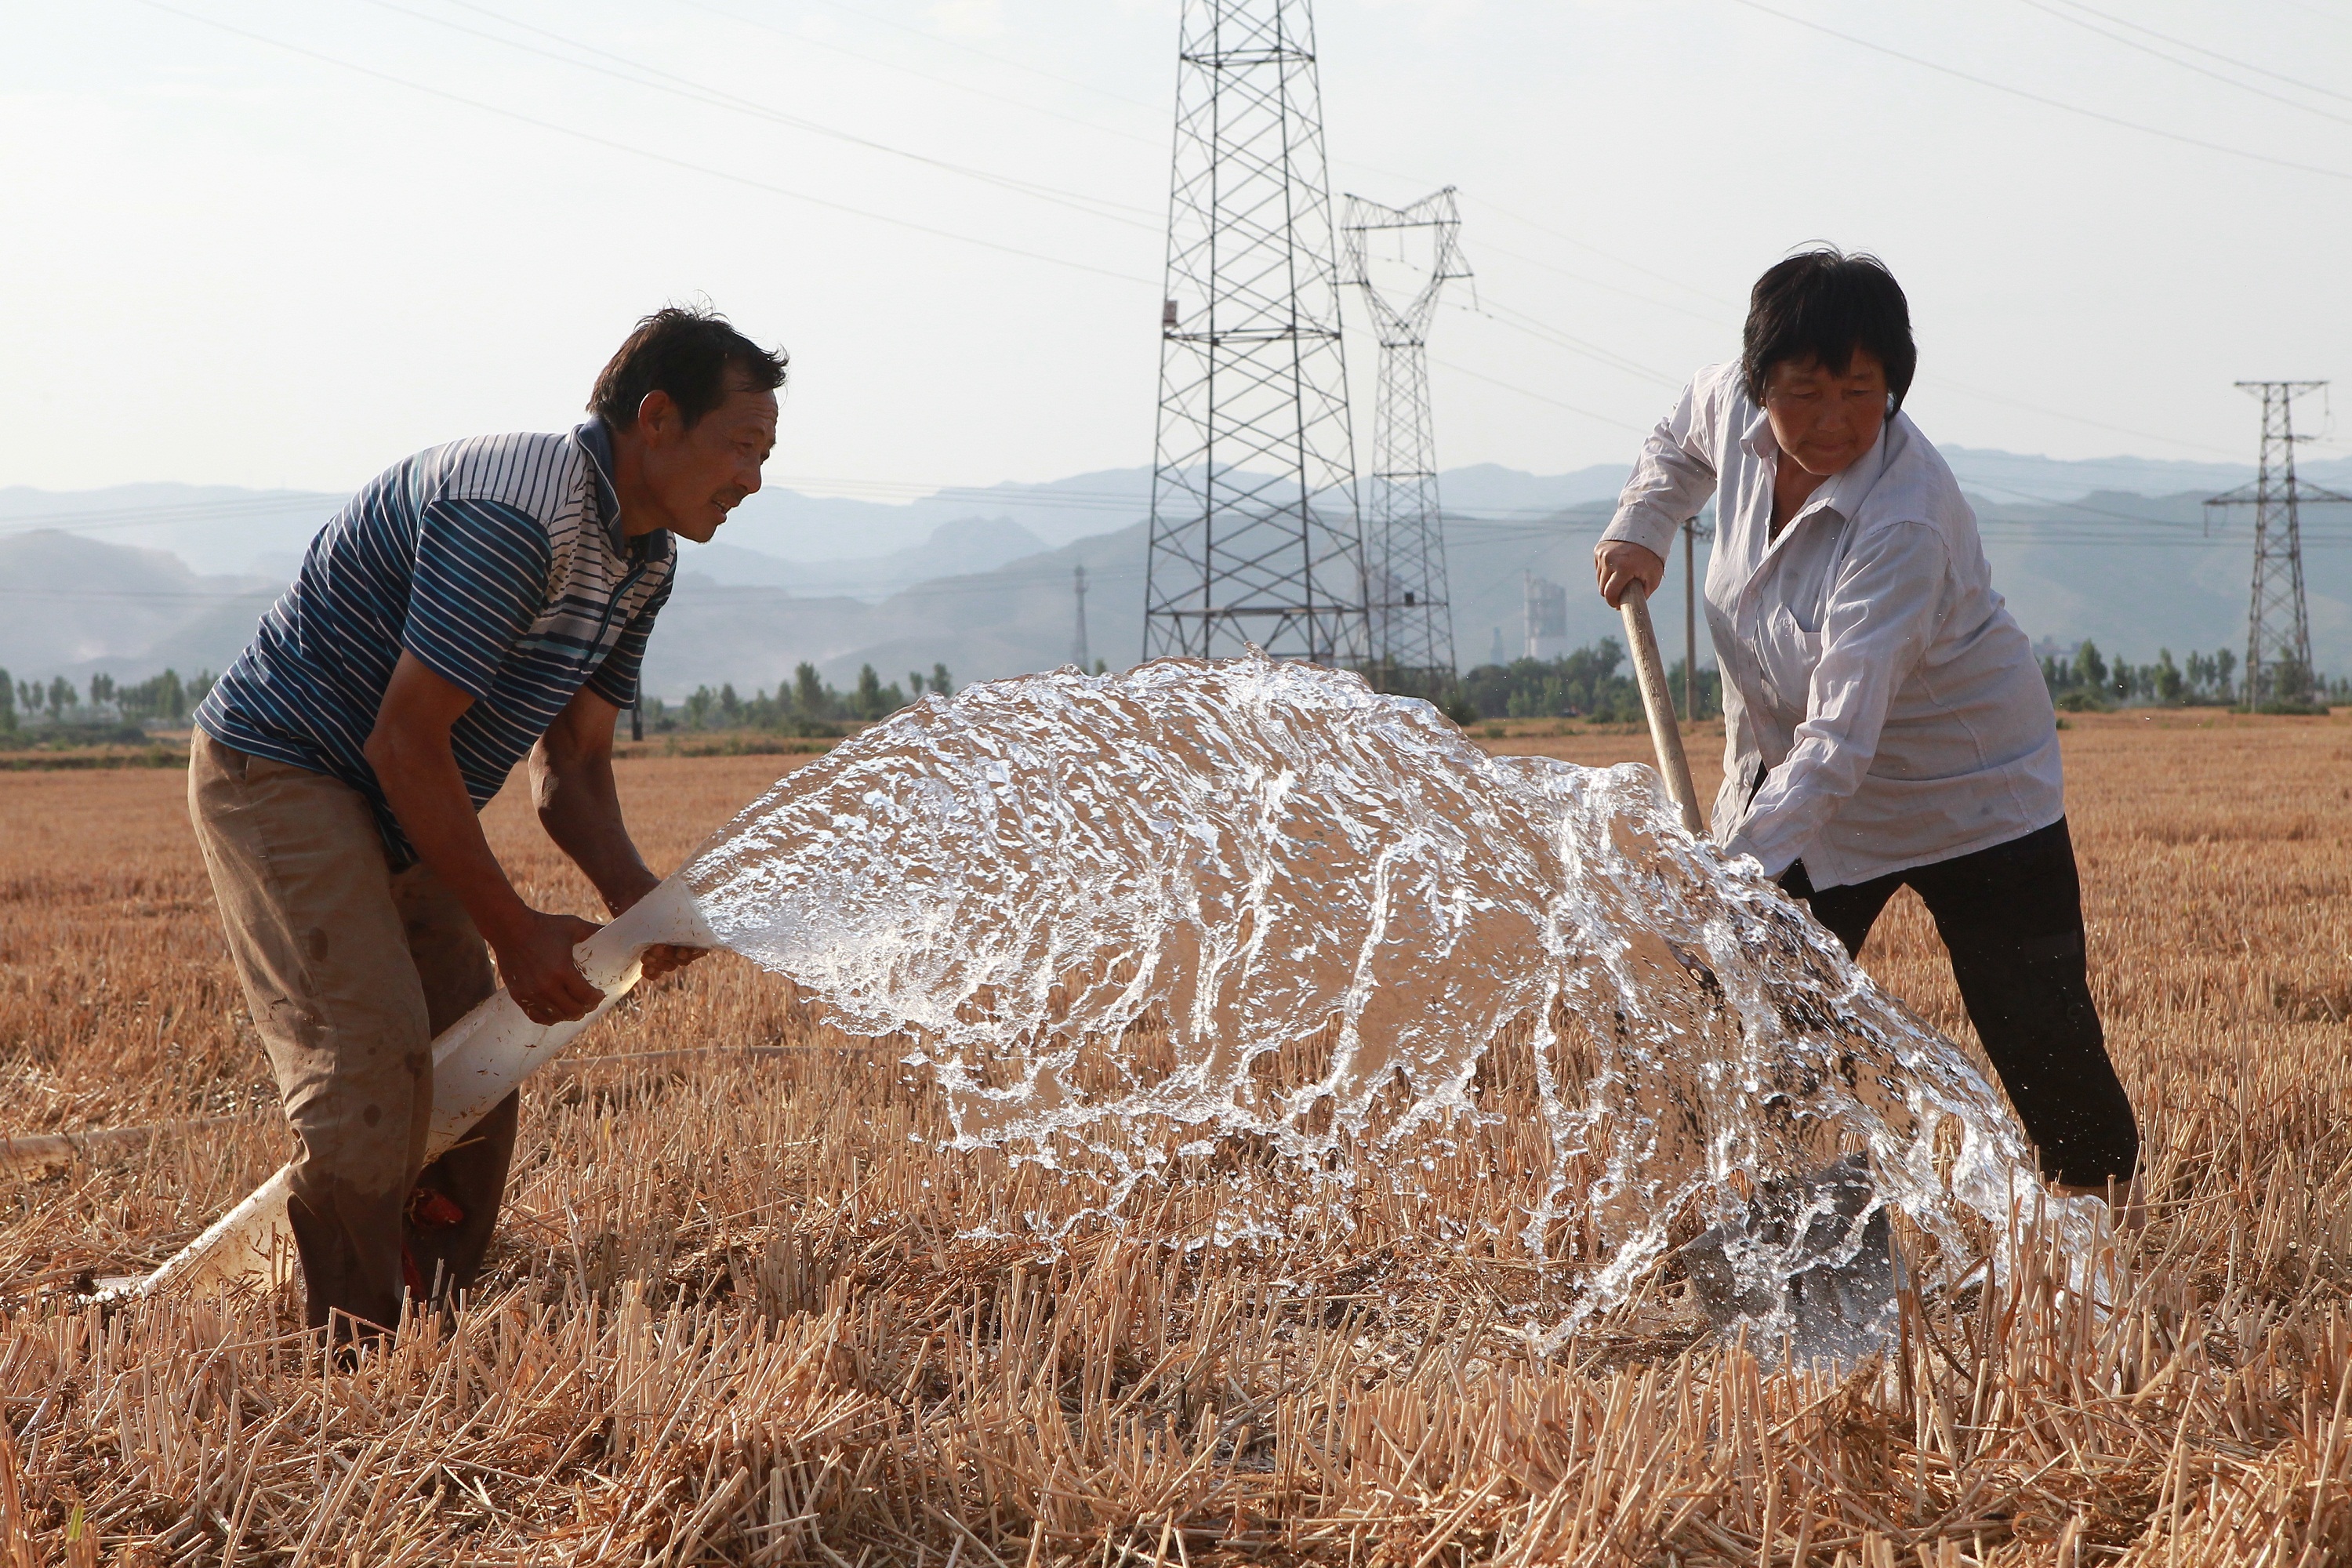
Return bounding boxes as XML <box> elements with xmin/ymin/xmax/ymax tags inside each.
<box><xmin>1</xmin><ymin>715</ymin><xmax>2348</xmax><ymax>1564</ymax></box>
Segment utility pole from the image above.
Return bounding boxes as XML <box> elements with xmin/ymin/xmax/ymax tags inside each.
<box><xmin>1341</xmin><ymin>187</ymin><xmax>1468</xmax><ymax>698</ymax></box>
<box><xmin>1682</xmin><ymin>516</ymin><xmax>1712</xmax><ymax>721</ymax></box>
<box><xmin>630</xmin><ymin>692</ymin><xmax>642</xmax><ymax>743</ymax></box>
<box><xmin>1071</xmin><ymin>562</ymin><xmax>1091</xmax><ymax>671</ymax></box>
<box><xmin>1142</xmin><ymin>0</ymin><xmax>1369</xmax><ymax>666</ymax></box>
<box><xmin>2205</xmin><ymin>382</ymin><xmax>2350</xmax><ymax>708</ymax></box>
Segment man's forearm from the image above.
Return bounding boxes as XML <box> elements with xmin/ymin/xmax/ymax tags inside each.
<box><xmin>368</xmin><ymin>722</ymin><xmax>536</xmax><ymax>945</ymax></box>
<box><xmin>534</xmin><ymin>749</ymin><xmax>658</xmax><ymax>913</ymax></box>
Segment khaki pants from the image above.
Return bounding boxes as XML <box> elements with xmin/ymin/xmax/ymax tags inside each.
<box><xmin>188</xmin><ymin>731</ymin><xmax>515</xmax><ymax>1334</ymax></box>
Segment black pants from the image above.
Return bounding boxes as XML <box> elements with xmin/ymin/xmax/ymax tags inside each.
<box><xmin>1781</xmin><ymin>819</ymin><xmax>2139</xmax><ymax>1189</ymax></box>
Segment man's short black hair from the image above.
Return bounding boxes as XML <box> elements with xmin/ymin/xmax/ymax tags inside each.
<box><xmin>590</xmin><ymin>306</ymin><xmax>788</xmax><ymax>430</ymax></box>
<box><xmin>1741</xmin><ymin>249</ymin><xmax>1916</xmax><ymax>414</ymax></box>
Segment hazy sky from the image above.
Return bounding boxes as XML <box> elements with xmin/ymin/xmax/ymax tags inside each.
<box><xmin>9</xmin><ymin>0</ymin><xmax>2351</xmax><ymax>495</ymax></box>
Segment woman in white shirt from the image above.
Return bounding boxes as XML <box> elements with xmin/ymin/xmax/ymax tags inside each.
<box><xmin>1594</xmin><ymin>249</ymin><xmax>2140</xmax><ymax>1211</ymax></box>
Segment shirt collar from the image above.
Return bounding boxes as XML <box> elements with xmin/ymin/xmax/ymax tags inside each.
<box><xmin>571</xmin><ymin>417</ymin><xmax>640</xmax><ymax>557</ymax></box>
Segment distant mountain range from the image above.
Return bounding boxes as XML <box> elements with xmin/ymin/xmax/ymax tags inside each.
<box><xmin>5</xmin><ymin>445</ymin><xmax>2349</xmax><ymax>698</ymax></box>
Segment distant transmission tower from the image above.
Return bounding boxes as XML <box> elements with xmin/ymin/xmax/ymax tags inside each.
<box><xmin>1070</xmin><ymin>563</ymin><xmax>1091</xmax><ymax>670</ymax></box>
<box><xmin>2205</xmin><ymin>381</ymin><xmax>2351</xmax><ymax>707</ymax></box>
<box><xmin>1142</xmin><ymin>0</ymin><xmax>1368</xmax><ymax>665</ymax></box>
<box><xmin>1341</xmin><ymin>186</ymin><xmax>1468</xmax><ymax>695</ymax></box>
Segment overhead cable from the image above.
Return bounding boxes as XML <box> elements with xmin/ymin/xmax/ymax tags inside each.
<box><xmin>2032</xmin><ymin>0</ymin><xmax>2352</xmax><ymax>111</ymax></box>
<box><xmin>128</xmin><ymin>0</ymin><xmax>1157</xmax><ymax>285</ymax></box>
<box><xmin>673</xmin><ymin>0</ymin><xmax>1165</xmax><ymax>147</ymax></box>
<box><xmin>1725</xmin><ymin>0</ymin><xmax>2352</xmax><ymax>183</ymax></box>
<box><xmin>355</xmin><ymin>0</ymin><xmax>1160</xmax><ymax>228</ymax></box>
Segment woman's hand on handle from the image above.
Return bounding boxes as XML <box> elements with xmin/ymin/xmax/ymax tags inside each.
<box><xmin>1594</xmin><ymin>541</ymin><xmax>1666</xmax><ymax>610</ymax></box>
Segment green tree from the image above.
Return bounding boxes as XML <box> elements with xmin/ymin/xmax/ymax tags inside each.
<box><xmin>0</xmin><ymin>666</ymin><xmax>13</xmax><ymax>734</ymax></box>
<box><xmin>89</xmin><ymin>673</ymin><xmax>117</xmax><ymax>712</ymax></box>
<box><xmin>931</xmin><ymin>662</ymin><xmax>953</xmax><ymax>698</ymax></box>
<box><xmin>855</xmin><ymin>665</ymin><xmax>885</xmax><ymax>720</ymax></box>
<box><xmin>46</xmin><ymin>677</ymin><xmax>78</xmax><ymax>719</ymax></box>
<box><xmin>1458</xmin><ymin>641</ymin><xmax>1643</xmax><ymax>723</ymax></box>
<box><xmin>2152</xmin><ymin>649</ymin><xmax>2184</xmax><ymax>705</ymax></box>
<box><xmin>2071</xmin><ymin>641</ymin><xmax>2107</xmax><ymax>694</ymax></box>
<box><xmin>793</xmin><ymin>662</ymin><xmax>828</xmax><ymax>718</ymax></box>
<box><xmin>718</xmin><ymin>683</ymin><xmax>742</xmax><ymax>725</ymax></box>
<box><xmin>908</xmin><ymin>670</ymin><xmax>927</xmax><ymax>697</ymax></box>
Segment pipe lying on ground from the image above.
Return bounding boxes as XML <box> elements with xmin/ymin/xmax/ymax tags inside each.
<box><xmin>1</xmin><ymin>1115</ymin><xmax>260</xmax><ymax>1182</ymax></box>
<box><xmin>135</xmin><ymin>878</ymin><xmax>717</xmax><ymax>1299</ymax></box>
<box><xmin>2</xmin><ymin>1045</ymin><xmax>840</xmax><ymax>1185</ymax></box>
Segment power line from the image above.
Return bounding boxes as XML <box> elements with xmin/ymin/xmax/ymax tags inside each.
<box><xmin>1725</xmin><ymin>0</ymin><xmax>2352</xmax><ymax>184</ymax></box>
<box><xmin>1426</xmin><ymin>355</ymin><xmax>1652</xmax><ymax>434</ymax></box>
<box><xmin>2013</xmin><ymin>0</ymin><xmax>2352</xmax><ymax>132</ymax></box>
<box><xmin>1452</xmin><ymin>299</ymin><xmax>1686</xmax><ymax>389</ymax></box>
<box><xmin>128</xmin><ymin>0</ymin><xmax>1157</xmax><ymax>285</ymax></box>
<box><xmin>1450</xmin><ymin>200</ymin><xmax>1741</xmax><ymax>310</ymax></box>
<box><xmin>778</xmin><ymin>0</ymin><xmax>1167</xmax><ymax>117</ymax></box>
<box><xmin>2034</xmin><ymin>0</ymin><xmax>2352</xmax><ymax>111</ymax></box>
<box><xmin>673</xmin><ymin>0</ymin><xmax>1165</xmax><ymax>148</ymax></box>
<box><xmin>351</xmin><ymin>0</ymin><xmax>1160</xmax><ymax>229</ymax></box>
<box><xmin>1461</xmin><ymin>238</ymin><xmax>1734</xmax><ymax>327</ymax></box>
<box><xmin>1911</xmin><ymin>378</ymin><xmax>2246</xmax><ymax>459</ymax></box>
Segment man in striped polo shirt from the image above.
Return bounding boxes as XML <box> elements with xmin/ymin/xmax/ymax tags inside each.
<box><xmin>190</xmin><ymin>307</ymin><xmax>786</xmax><ymax>1341</ymax></box>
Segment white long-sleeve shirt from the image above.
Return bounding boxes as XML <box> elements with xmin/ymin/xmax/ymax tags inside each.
<box><xmin>1601</xmin><ymin>362</ymin><xmax>2063</xmax><ymax>889</ymax></box>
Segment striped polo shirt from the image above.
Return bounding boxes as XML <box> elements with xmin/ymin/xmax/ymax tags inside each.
<box><xmin>197</xmin><ymin>419</ymin><xmax>674</xmax><ymax>865</ymax></box>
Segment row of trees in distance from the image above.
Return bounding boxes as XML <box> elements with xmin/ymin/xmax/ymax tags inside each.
<box><xmin>2040</xmin><ymin>642</ymin><xmax>2349</xmax><ymax>710</ymax></box>
<box><xmin>642</xmin><ymin>662</ymin><xmax>957</xmax><ymax>736</ymax></box>
<box><xmin>1454</xmin><ymin>641</ymin><xmax>1720</xmax><ymax>723</ymax></box>
<box><xmin>7</xmin><ymin>639</ymin><xmax>2338</xmax><ymax>744</ymax></box>
<box><xmin>1</xmin><ymin>667</ymin><xmax>216</xmax><ymax>735</ymax></box>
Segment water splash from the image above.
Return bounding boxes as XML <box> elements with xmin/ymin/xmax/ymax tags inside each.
<box><xmin>681</xmin><ymin>653</ymin><xmax>2085</xmax><ymax>1346</ymax></box>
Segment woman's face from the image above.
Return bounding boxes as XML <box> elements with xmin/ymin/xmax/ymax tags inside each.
<box><xmin>1763</xmin><ymin>350</ymin><xmax>1889</xmax><ymax>477</ymax></box>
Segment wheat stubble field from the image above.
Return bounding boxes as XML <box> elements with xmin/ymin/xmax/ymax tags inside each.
<box><xmin>2</xmin><ymin>711</ymin><xmax>2349</xmax><ymax>1566</ymax></box>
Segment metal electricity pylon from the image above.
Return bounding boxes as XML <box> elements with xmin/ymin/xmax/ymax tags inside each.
<box><xmin>1341</xmin><ymin>186</ymin><xmax>1468</xmax><ymax>695</ymax></box>
<box><xmin>1142</xmin><ymin>0</ymin><xmax>1368</xmax><ymax>666</ymax></box>
<box><xmin>1070</xmin><ymin>563</ymin><xmax>1091</xmax><ymax>671</ymax></box>
<box><xmin>2205</xmin><ymin>381</ymin><xmax>2351</xmax><ymax>708</ymax></box>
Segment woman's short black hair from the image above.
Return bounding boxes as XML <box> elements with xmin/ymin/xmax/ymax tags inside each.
<box><xmin>590</xmin><ymin>306</ymin><xmax>789</xmax><ymax>430</ymax></box>
<box><xmin>1741</xmin><ymin>249</ymin><xmax>1916</xmax><ymax>413</ymax></box>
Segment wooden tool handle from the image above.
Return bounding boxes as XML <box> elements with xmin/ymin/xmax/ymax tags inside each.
<box><xmin>1620</xmin><ymin>583</ymin><xmax>1707</xmax><ymax>835</ymax></box>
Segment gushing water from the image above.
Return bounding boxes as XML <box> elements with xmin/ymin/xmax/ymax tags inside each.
<box><xmin>681</xmin><ymin>654</ymin><xmax>2084</xmax><ymax>1349</ymax></box>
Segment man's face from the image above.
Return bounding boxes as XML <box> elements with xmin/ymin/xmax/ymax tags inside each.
<box><xmin>1763</xmin><ymin>350</ymin><xmax>1888</xmax><ymax>478</ymax></box>
<box><xmin>635</xmin><ymin>375</ymin><xmax>778</xmax><ymax>543</ymax></box>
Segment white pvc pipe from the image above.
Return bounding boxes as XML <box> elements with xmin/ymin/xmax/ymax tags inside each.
<box><xmin>136</xmin><ymin>877</ymin><xmax>717</xmax><ymax>1300</ymax></box>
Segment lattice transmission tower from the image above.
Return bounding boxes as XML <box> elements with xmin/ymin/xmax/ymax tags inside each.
<box><xmin>1341</xmin><ymin>186</ymin><xmax>1469</xmax><ymax>694</ymax></box>
<box><xmin>1142</xmin><ymin>0</ymin><xmax>1368</xmax><ymax>665</ymax></box>
<box><xmin>2205</xmin><ymin>381</ymin><xmax>2350</xmax><ymax>708</ymax></box>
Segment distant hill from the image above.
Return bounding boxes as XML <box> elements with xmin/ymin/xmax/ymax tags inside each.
<box><xmin>9</xmin><ymin>450</ymin><xmax>2352</xmax><ymax>697</ymax></box>
<box><xmin>0</xmin><ymin>531</ymin><xmax>277</xmax><ymax>684</ymax></box>
<box><xmin>678</xmin><ymin>515</ymin><xmax>1047</xmax><ymax>597</ymax></box>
